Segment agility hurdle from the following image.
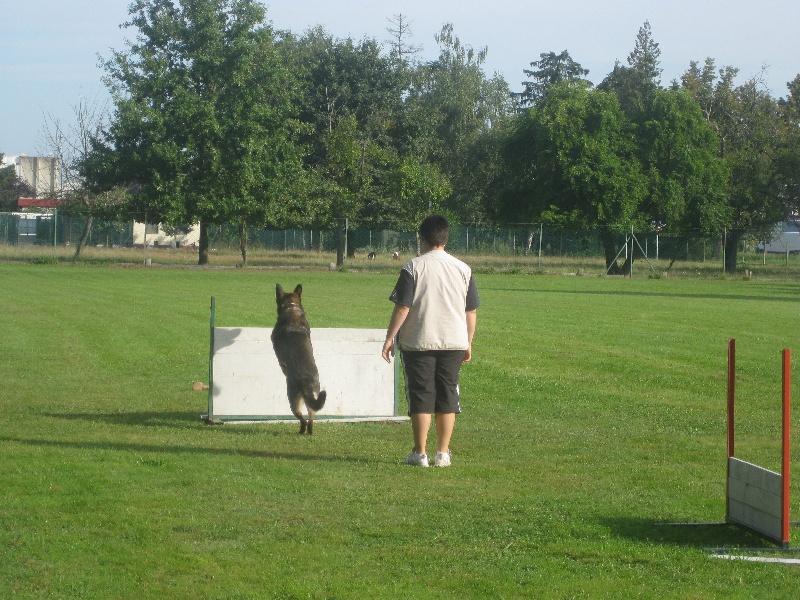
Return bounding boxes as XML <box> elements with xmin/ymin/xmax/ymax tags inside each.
<box><xmin>203</xmin><ymin>297</ymin><xmax>403</xmax><ymax>423</ymax></box>
<box><xmin>725</xmin><ymin>338</ymin><xmax>792</xmax><ymax>548</ymax></box>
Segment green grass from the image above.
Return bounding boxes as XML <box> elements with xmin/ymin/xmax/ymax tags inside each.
<box><xmin>2</xmin><ymin>262</ymin><xmax>800</xmax><ymax>598</ymax></box>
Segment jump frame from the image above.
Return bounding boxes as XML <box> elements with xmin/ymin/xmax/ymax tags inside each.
<box><xmin>661</xmin><ymin>339</ymin><xmax>797</xmax><ymax>557</ymax></box>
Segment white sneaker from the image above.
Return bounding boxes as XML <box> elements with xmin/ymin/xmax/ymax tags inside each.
<box><xmin>404</xmin><ymin>450</ymin><xmax>429</xmax><ymax>467</ymax></box>
<box><xmin>434</xmin><ymin>451</ymin><xmax>451</xmax><ymax>467</ymax></box>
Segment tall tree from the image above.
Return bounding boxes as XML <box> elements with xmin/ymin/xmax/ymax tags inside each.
<box><xmin>500</xmin><ymin>83</ymin><xmax>646</xmax><ymax>272</ymax></box>
<box><xmin>401</xmin><ymin>23</ymin><xmax>514</xmax><ymax>223</ymax></box>
<box><xmin>385</xmin><ymin>13</ymin><xmax>421</xmax><ymax>75</ymax></box>
<box><xmin>517</xmin><ymin>50</ymin><xmax>590</xmax><ymax>107</ymax></box>
<box><xmin>681</xmin><ymin>63</ymin><xmax>789</xmax><ymax>272</ymax></box>
<box><xmin>599</xmin><ymin>21</ymin><xmax>662</xmax><ymax>119</ymax></box>
<box><xmin>87</xmin><ymin>0</ymin><xmax>304</xmax><ymax>264</ymax></box>
<box><xmin>41</xmin><ymin>96</ymin><xmax>128</xmax><ymax>257</ymax></box>
<box><xmin>634</xmin><ymin>88</ymin><xmax>729</xmax><ymax>247</ymax></box>
<box><xmin>283</xmin><ymin>28</ymin><xmax>401</xmax><ymax>258</ymax></box>
<box><xmin>627</xmin><ymin>20</ymin><xmax>662</xmax><ymax>85</ymax></box>
<box><xmin>778</xmin><ymin>75</ymin><xmax>800</xmax><ymax>222</ymax></box>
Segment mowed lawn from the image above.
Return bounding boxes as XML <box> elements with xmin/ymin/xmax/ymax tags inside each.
<box><xmin>2</xmin><ymin>262</ymin><xmax>800</xmax><ymax>599</ymax></box>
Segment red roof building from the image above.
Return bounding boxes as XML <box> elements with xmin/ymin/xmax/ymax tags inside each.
<box><xmin>17</xmin><ymin>197</ymin><xmax>62</xmax><ymax>208</ymax></box>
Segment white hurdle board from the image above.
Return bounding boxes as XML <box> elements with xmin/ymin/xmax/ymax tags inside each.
<box><xmin>727</xmin><ymin>458</ymin><xmax>784</xmax><ymax>543</ymax></box>
<box><xmin>205</xmin><ymin>299</ymin><xmax>401</xmax><ymax>422</ymax></box>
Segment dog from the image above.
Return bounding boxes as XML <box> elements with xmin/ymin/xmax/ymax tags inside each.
<box><xmin>271</xmin><ymin>284</ymin><xmax>327</xmax><ymax>434</ymax></box>
<box><xmin>367</xmin><ymin>251</ymin><xmax>376</xmax><ymax>260</ymax></box>
<box><xmin>392</xmin><ymin>251</ymin><xmax>400</xmax><ymax>260</ymax></box>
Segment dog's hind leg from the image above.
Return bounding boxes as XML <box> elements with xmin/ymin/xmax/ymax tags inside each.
<box><xmin>307</xmin><ymin>410</ymin><xmax>315</xmax><ymax>435</ymax></box>
<box><xmin>294</xmin><ymin>411</ymin><xmax>307</xmax><ymax>435</ymax></box>
<box><xmin>290</xmin><ymin>402</ymin><xmax>307</xmax><ymax>434</ymax></box>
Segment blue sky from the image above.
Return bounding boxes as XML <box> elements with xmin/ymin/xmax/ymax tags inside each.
<box><xmin>2</xmin><ymin>0</ymin><xmax>798</xmax><ymax>156</ymax></box>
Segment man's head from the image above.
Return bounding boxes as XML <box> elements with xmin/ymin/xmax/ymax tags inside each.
<box><xmin>419</xmin><ymin>215</ymin><xmax>450</xmax><ymax>248</ymax></box>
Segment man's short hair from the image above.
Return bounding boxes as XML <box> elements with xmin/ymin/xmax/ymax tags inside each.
<box><xmin>419</xmin><ymin>215</ymin><xmax>450</xmax><ymax>247</ymax></box>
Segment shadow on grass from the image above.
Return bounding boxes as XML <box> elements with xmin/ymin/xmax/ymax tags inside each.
<box><xmin>0</xmin><ymin>435</ymin><xmax>368</xmax><ymax>464</ymax></box>
<box><xmin>600</xmin><ymin>516</ymin><xmax>784</xmax><ymax>550</ymax></box>
<box><xmin>42</xmin><ymin>411</ymin><xmax>204</xmax><ymax>429</ymax></box>
<box><xmin>483</xmin><ymin>285</ymin><xmax>799</xmax><ymax>304</ymax></box>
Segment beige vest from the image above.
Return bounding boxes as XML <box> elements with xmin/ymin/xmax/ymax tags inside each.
<box><xmin>398</xmin><ymin>250</ymin><xmax>471</xmax><ymax>351</ymax></box>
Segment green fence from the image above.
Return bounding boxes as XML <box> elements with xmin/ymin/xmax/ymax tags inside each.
<box><xmin>2</xmin><ymin>212</ymin><xmax>799</xmax><ymax>273</ymax></box>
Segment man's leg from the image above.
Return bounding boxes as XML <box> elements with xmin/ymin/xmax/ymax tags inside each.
<box><xmin>435</xmin><ymin>412</ymin><xmax>455</xmax><ymax>453</ymax></box>
<box><xmin>411</xmin><ymin>412</ymin><xmax>432</xmax><ymax>455</ymax></box>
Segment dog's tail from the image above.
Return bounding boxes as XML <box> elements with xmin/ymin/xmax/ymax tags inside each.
<box><xmin>306</xmin><ymin>390</ymin><xmax>326</xmax><ymax>412</ymax></box>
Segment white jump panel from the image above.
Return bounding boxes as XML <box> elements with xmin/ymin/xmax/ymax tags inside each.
<box><xmin>727</xmin><ymin>457</ymin><xmax>784</xmax><ymax>541</ymax></box>
<box><xmin>210</xmin><ymin>327</ymin><xmax>397</xmax><ymax>420</ymax></box>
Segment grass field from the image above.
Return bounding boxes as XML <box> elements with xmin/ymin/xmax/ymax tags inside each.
<box><xmin>2</xmin><ymin>259</ymin><xmax>800</xmax><ymax>598</ymax></box>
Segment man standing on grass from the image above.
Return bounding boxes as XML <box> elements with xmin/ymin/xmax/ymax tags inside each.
<box><xmin>381</xmin><ymin>215</ymin><xmax>479</xmax><ymax>468</ymax></box>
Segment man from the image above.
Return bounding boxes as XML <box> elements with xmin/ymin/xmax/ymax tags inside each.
<box><xmin>381</xmin><ymin>215</ymin><xmax>479</xmax><ymax>467</ymax></box>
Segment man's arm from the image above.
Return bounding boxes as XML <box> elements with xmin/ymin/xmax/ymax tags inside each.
<box><xmin>463</xmin><ymin>309</ymin><xmax>477</xmax><ymax>363</ymax></box>
<box><xmin>382</xmin><ymin>303</ymin><xmax>410</xmax><ymax>363</ymax></box>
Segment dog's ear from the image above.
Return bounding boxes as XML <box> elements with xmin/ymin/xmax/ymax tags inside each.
<box><xmin>276</xmin><ymin>284</ymin><xmax>284</xmax><ymax>301</ymax></box>
<box><xmin>293</xmin><ymin>284</ymin><xmax>302</xmax><ymax>298</ymax></box>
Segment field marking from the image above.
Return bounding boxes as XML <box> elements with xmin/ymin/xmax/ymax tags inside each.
<box><xmin>710</xmin><ymin>554</ymin><xmax>800</xmax><ymax>565</ymax></box>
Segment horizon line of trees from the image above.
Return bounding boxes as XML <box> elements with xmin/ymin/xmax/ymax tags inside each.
<box><xmin>2</xmin><ymin>1</ymin><xmax>798</xmax><ymax>272</ymax></box>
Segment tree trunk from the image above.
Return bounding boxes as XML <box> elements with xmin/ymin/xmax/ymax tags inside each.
<box><xmin>239</xmin><ymin>221</ymin><xmax>248</xmax><ymax>266</ymax></box>
<box><xmin>724</xmin><ymin>229</ymin><xmax>741</xmax><ymax>274</ymax></box>
<box><xmin>600</xmin><ymin>228</ymin><xmax>623</xmax><ymax>274</ymax></box>
<box><xmin>336</xmin><ymin>218</ymin><xmax>346</xmax><ymax>267</ymax></box>
<box><xmin>74</xmin><ymin>214</ymin><xmax>93</xmax><ymax>258</ymax></box>
<box><xmin>199</xmin><ymin>220</ymin><xmax>210</xmax><ymax>265</ymax></box>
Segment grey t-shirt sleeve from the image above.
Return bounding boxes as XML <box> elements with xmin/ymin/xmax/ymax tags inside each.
<box><xmin>389</xmin><ymin>268</ymin><xmax>414</xmax><ymax>307</ymax></box>
<box><xmin>466</xmin><ymin>275</ymin><xmax>480</xmax><ymax>311</ymax></box>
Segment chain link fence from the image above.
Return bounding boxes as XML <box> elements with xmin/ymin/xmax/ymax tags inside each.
<box><xmin>2</xmin><ymin>212</ymin><xmax>799</xmax><ymax>274</ymax></box>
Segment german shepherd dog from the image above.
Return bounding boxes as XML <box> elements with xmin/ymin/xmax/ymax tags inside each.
<box><xmin>271</xmin><ymin>284</ymin><xmax>327</xmax><ymax>434</ymax></box>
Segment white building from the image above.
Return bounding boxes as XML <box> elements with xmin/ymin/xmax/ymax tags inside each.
<box><xmin>758</xmin><ymin>222</ymin><xmax>800</xmax><ymax>254</ymax></box>
<box><xmin>132</xmin><ymin>221</ymin><xmax>201</xmax><ymax>248</ymax></box>
<box><xmin>1</xmin><ymin>155</ymin><xmax>61</xmax><ymax>198</ymax></box>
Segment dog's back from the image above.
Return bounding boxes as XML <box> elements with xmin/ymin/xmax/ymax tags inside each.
<box><xmin>271</xmin><ymin>284</ymin><xmax>326</xmax><ymax>434</ymax></box>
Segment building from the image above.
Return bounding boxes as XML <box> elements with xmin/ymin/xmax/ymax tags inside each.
<box><xmin>758</xmin><ymin>222</ymin><xmax>800</xmax><ymax>254</ymax></box>
<box><xmin>132</xmin><ymin>221</ymin><xmax>200</xmax><ymax>248</ymax></box>
<box><xmin>1</xmin><ymin>155</ymin><xmax>61</xmax><ymax>198</ymax></box>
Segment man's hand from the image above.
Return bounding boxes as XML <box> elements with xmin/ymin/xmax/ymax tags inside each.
<box><xmin>381</xmin><ymin>337</ymin><xmax>395</xmax><ymax>363</ymax></box>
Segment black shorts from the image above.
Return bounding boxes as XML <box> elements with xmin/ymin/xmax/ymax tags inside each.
<box><xmin>400</xmin><ymin>350</ymin><xmax>464</xmax><ymax>415</ymax></box>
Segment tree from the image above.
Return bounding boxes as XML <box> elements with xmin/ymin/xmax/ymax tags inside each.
<box><xmin>386</xmin><ymin>154</ymin><xmax>451</xmax><ymax>251</ymax></box>
<box><xmin>633</xmin><ymin>88</ymin><xmax>729</xmax><ymax>246</ymax></box>
<box><xmin>599</xmin><ymin>21</ymin><xmax>662</xmax><ymax>119</ymax></box>
<box><xmin>681</xmin><ymin>63</ymin><xmax>789</xmax><ymax>272</ymax></box>
<box><xmin>400</xmin><ymin>23</ymin><xmax>514</xmax><ymax>223</ymax></box>
<box><xmin>517</xmin><ymin>50</ymin><xmax>590</xmax><ymax>107</ymax></box>
<box><xmin>283</xmin><ymin>27</ymin><xmax>401</xmax><ymax>261</ymax></box>
<box><xmin>500</xmin><ymin>83</ymin><xmax>646</xmax><ymax>272</ymax></box>
<box><xmin>40</xmin><ymin>96</ymin><xmax>129</xmax><ymax>257</ymax></box>
<box><xmin>627</xmin><ymin>20</ymin><xmax>662</xmax><ymax>85</ymax></box>
<box><xmin>0</xmin><ymin>155</ymin><xmax>34</xmax><ymax>212</ymax></box>
<box><xmin>778</xmin><ymin>75</ymin><xmax>800</xmax><ymax>221</ymax></box>
<box><xmin>385</xmin><ymin>13</ymin><xmax>421</xmax><ymax>75</ymax></box>
<box><xmin>88</xmin><ymin>0</ymin><xmax>304</xmax><ymax>265</ymax></box>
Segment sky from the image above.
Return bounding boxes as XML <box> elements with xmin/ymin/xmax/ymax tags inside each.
<box><xmin>2</xmin><ymin>0</ymin><xmax>798</xmax><ymax>157</ymax></box>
